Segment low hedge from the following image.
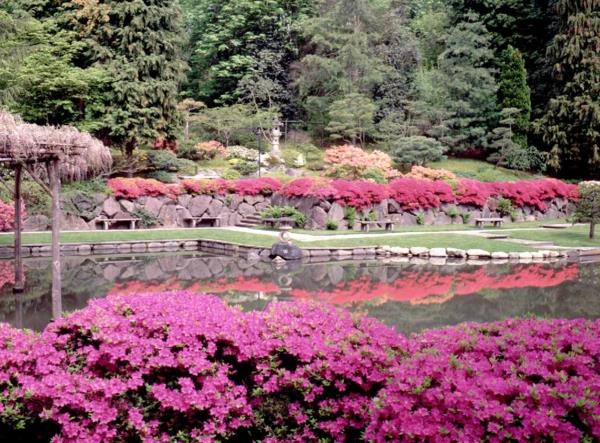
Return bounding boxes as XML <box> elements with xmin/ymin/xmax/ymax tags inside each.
<box><xmin>0</xmin><ymin>293</ymin><xmax>598</xmax><ymax>442</ymax></box>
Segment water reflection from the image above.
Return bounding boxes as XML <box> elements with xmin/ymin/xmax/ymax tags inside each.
<box><xmin>0</xmin><ymin>254</ymin><xmax>598</xmax><ymax>334</ymax></box>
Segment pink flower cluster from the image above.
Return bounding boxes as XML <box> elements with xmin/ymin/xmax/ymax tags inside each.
<box><xmin>108</xmin><ymin>178</ymin><xmax>181</xmax><ymax>199</ymax></box>
<box><xmin>324</xmin><ymin>144</ymin><xmax>400</xmax><ymax>179</ymax></box>
<box><xmin>280</xmin><ymin>177</ymin><xmax>578</xmax><ymax>210</ymax></box>
<box><xmin>367</xmin><ymin>318</ymin><xmax>600</xmax><ymax>442</ymax></box>
<box><xmin>0</xmin><ymin>200</ymin><xmax>16</xmax><ymax>231</ymax></box>
<box><xmin>0</xmin><ymin>293</ymin><xmax>598</xmax><ymax>442</ymax></box>
<box><xmin>109</xmin><ymin>177</ymin><xmax>281</xmax><ymax>199</ymax></box>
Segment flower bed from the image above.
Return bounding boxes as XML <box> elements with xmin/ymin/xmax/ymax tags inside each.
<box><xmin>0</xmin><ymin>293</ymin><xmax>598</xmax><ymax>441</ymax></box>
<box><xmin>107</xmin><ymin>176</ymin><xmax>577</xmax><ymax>213</ymax></box>
<box><xmin>0</xmin><ymin>200</ymin><xmax>16</xmax><ymax>231</ymax></box>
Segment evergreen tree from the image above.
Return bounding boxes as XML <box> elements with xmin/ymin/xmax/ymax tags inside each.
<box><xmin>69</xmin><ymin>0</ymin><xmax>187</xmax><ymax>161</ymax></box>
<box><xmin>326</xmin><ymin>93</ymin><xmax>377</xmax><ymax>147</ymax></box>
<box><xmin>391</xmin><ymin>136</ymin><xmax>446</xmax><ymax>166</ymax></box>
<box><xmin>437</xmin><ymin>16</ymin><xmax>497</xmax><ymax>152</ymax></box>
<box><xmin>183</xmin><ymin>0</ymin><xmax>312</xmax><ymax>112</ymax></box>
<box><xmin>538</xmin><ymin>0</ymin><xmax>600</xmax><ymax>178</ymax></box>
<box><xmin>497</xmin><ymin>46</ymin><xmax>531</xmax><ymax>149</ymax></box>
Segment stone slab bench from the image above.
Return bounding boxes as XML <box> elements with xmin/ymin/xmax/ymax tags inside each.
<box><xmin>96</xmin><ymin>218</ymin><xmax>140</xmax><ymax>230</ymax></box>
<box><xmin>359</xmin><ymin>220</ymin><xmax>394</xmax><ymax>232</ymax></box>
<box><xmin>183</xmin><ymin>216</ymin><xmax>220</xmax><ymax>228</ymax></box>
<box><xmin>475</xmin><ymin>217</ymin><xmax>504</xmax><ymax>228</ymax></box>
<box><xmin>262</xmin><ymin>217</ymin><xmax>296</xmax><ymax>229</ymax></box>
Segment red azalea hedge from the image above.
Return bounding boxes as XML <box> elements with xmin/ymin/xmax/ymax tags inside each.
<box><xmin>107</xmin><ymin>176</ymin><xmax>578</xmax><ymax>211</ymax></box>
<box><xmin>0</xmin><ymin>293</ymin><xmax>598</xmax><ymax>442</ymax></box>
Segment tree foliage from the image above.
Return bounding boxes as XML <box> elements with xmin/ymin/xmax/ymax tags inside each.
<box><xmin>538</xmin><ymin>0</ymin><xmax>600</xmax><ymax>178</ymax></box>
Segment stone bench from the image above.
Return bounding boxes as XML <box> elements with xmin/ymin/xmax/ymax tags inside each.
<box><xmin>263</xmin><ymin>217</ymin><xmax>296</xmax><ymax>229</ymax></box>
<box><xmin>96</xmin><ymin>218</ymin><xmax>140</xmax><ymax>230</ymax></box>
<box><xmin>475</xmin><ymin>217</ymin><xmax>504</xmax><ymax>228</ymax></box>
<box><xmin>183</xmin><ymin>216</ymin><xmax>220</xmax><ymax>228</ymax></box>
<box><xmin>359</xmin><ymin>220</ymin><xmax>394</xmax><ymax>232</ymax></box>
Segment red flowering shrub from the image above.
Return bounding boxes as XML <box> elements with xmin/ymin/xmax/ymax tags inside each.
<box><xmin>108</xmin><ymin>178</ymin><xmax>180</xmax><ymax>199</ymax></box>
<box><xmin>388</xmin><ymin>178</ymin><xmax>455</xmax><ymax>210</ymax></box>
<box><xmin>367</xmin><ymin>318</ymin><xmax>600</xmax><ymax>442</ymax></box>
<box><xmin>0</xmin><ymin>293</ymin><xmax>407</xmax><ymax>442</ymax></box>
<box><xmin>0</xmin><ymin>201</ymin><xmax>16</xmax><ymax>231</ymax></box>
<box><xmin>181</xmin><ymin>178</ymin><xmax>229</xmax><ymax>195</ymax></box>
<box><xmin>230</xmin><ymin>177</ymin><xmax>281</xmax><ymax>196</ymax></box>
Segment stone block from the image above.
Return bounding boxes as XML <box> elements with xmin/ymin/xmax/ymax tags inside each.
<box><xmin>409</xmin><ymin>247</ymin><xmax>429</xmax><ymax>256</ymax></box>
<box><xmin>466</xmin><ymin>249</ymin><xmax>492</xmax><ymax>258</ymax></box>
<box><xmin>429</xmin><ymin>248</ymin><xmax>447</xmax><ymax>257</ymax></box>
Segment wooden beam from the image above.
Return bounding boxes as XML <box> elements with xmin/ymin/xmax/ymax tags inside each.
<box><xmin>50</xmin><ymin>158</ymin><xmax>62</xmax><ymax>320</ymax></box>
<box><xmin>13</xmin><ymin>164</ymin><xmax>24</xmax><ymax>293</ymax></box>
<box><xmin>22</xmin><ymin>164</ymin><xmax>52</xmax><ymax>196</ymax></box>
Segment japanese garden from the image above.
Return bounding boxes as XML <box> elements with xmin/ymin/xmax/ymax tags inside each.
<box><xmin>0</xmin><ymin>0</ymin><xmax>599</xmax><ymax>441</ymax></box>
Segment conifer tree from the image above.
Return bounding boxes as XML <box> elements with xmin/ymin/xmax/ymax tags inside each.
<box><xmin>497</xmin><ymin>46</ymin><xmax>531</xmax><ymax>149</ymax></box>
<box><xmin>538</xmin><ymin>0</ymin><xmax>600</xmax><ymax>178</ymax></box>
<box><xmin>437</xmin><ymin>16</ymin><xmax>497</xmax><ymax>152</ymax></box>
<box><xmin>70</xmin><ymin>0</ymin><xmax>187</xmax><ymax>161</ymax></box>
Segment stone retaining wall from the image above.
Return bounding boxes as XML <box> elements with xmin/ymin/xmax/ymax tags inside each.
<box><xmin>24</xmin><ymin>193</ymin><xmax>574</xmax><ymax>231</ymax></box>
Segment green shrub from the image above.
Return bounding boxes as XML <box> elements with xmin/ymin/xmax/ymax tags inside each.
<box><xmin>391</xmin><ymin>136</ymin><xmax>446</xmax><ymax>166</ymax></box>
<box><xmin>177</xmin><ymin>159</ymin><xmax>198</xmax><ymax>175</ymax></box>
<box><xmin>460</xmin><ymin>212</ymin><xmax>471</xmax><ymax>224</ymax></box>
<box><xmin>145</xmin><ymin>171</ymin><xmax>176</xmax><ymax>183</ymax></box>
<box><xmin>367</xmin><ymin>211</ymin><xmax>377</xmax><ymax>222</ymax></box>
<box><xmin>446</xmin><ymin>206</ymin><xmax>459</xmax><ymax>222</ymax></box>
<box><xmin>132</xmin><ymin>208</ymin><xmax>159</xmax><ymax>228</ymax></box>
<box><xmin>416</xmin><ymin>212</ymin><xmax>425</xmax><ymax>225</ymax></box>
<box><xmin>147</xmin><ymin>150</ymin><xmax>183</xmax><ymax>172</ymax></box>
<box><xmin>362</xmin><ymin>168</ymin><xmax>387</xmax><ymax>184</ymax></box>
<box><xmin>233</xmin><ymin>160</ymin><xmax>257</xmax><ymax>176</ymax></box>
<box><xmin>260</xmin><ymin>206</ymin><xmax>306</xmax><ymax>228</ymax></box>
<box><xmin>344</xmin><ymin>207</ymin><xmax>357</xmax><ymax>227</ymax></box>
<box><xmin>497</xmin><ymin>198</ymin><xmax>514</xmax><ymax>217</ymax></box>
<box><xmin>22</xmin><ymin>180</ymin><xmax>51</xmax><ymax>216</ymax></box>
<box><xmin>326</xmin><ymin>220</ymin><xmax>338</xmax><ymax>230</ymax></box>
<box><xmin>306</xmin><ymin>160</ymin><xmax>325</xmax><ymax>171</ymax></box>
<box><xmin>222</xmin><ymin>169</ymin><xmax>242</xmax><ymax>180</ymax></box>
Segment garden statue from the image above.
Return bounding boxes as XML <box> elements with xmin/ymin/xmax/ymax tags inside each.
<box><xmin>271</xmin><ymin>119</ymin><xmax>282</xmax><ymax>159</ymax></box>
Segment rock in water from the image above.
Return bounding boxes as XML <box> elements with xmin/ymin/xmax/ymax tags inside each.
<box><xmin>270</xmin><ymin>242</ymin><xmax>303</xmax><ymax>260</ymax></box>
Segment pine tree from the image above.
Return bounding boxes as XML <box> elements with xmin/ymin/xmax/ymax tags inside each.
<box><xmin>497</xmin><ymin>46</ymin><xmax>531</xmax><ymax>149</ymax></box>
<box><xmin>538</xmin><ymin>0</ymin><xmax>600</xmax><ymax>178</ymax></box>
<box><xmin>70</xmin><ymin>0</ymin><xmax>187</xmax><ymax>160</ymax></box>
<box><xmin>437</xmin><ymin>16</ymin><xmax>497</xmax><ymax>152</ymax></box>
<box><xmin>326</xmin><ymin>93</ymin><xmax>376</xmax><ymax>147</ymax></box>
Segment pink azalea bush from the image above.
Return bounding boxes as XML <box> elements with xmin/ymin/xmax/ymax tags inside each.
<box><xmin>367</xmin><ymin>318</ymin><xmax>600</xmax><ymax>442</ymax></box>
<box><xmin>0</xmin><ymin>201</ymin><xmax>16</xmax><ymax>231</ymax></box>
<box><xmin>0</xmin><ymin>294</ymin><xmax>598</xmax><ymax>442</ymax></box>
<box><xmin>324</xmin><ymin>145</ymin><xmax>400</xmax><ymax>179</ymax></box>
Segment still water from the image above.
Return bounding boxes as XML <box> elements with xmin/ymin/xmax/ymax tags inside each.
<box><xmin>1</xmin><ymin>253</ymin><xmax>598</xmax><ymax>334</ymax></box>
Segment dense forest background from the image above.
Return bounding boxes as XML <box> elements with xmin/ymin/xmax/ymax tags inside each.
<box><xmin>0</xmin><ymin>0</ymin><xmax>598</xmax><ymax>178</ymax></box>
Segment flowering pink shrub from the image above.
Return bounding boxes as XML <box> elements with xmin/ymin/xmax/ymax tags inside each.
<box><xmin>230</xmin><ymin>177</ymin><xmax>282</xmax><ymax>196</ymax></box>
<box><xmin>195</xmin><ymin>140</ymin><xmax>226</xmax><ymax>160</ymax></box>
<box><xmin>107</xmin><ymin>178</ymin><xmax>180</xmax><ymax>199</ymax></box>
<box><xmin>367</xmin><ymin>318</ymin><xmax>600</xmax><ymax>442</ymax></box>
<box><xmin>0</xmin><ymin>201</ymin><xmax>16</xmax><ymax>231</ymax></box>
<box><xmin>324</xmin><ymin>145</ymin><xmax>400</xmax><ymax>179</ymax></box>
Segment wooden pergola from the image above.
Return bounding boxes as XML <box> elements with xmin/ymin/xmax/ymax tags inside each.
<box><xmin>0</xmin><ymin>112</ymin><xmax>111</xmax><ymax>319</ymax></box>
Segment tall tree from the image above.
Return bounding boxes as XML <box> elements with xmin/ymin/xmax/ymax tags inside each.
<box><xmin>437</xmin><ymin>16</ymin><xmax>497</xmax><ymax>152</ymax></box>
<box><xmin>497</xmin><ymin>45</ymin><xmax>531</xmax><ymax>149</ymax></box>
<box><xmin>183</xmin><ymin>0</ymin><xmax>312</xmax><ymax>113</ymax></box>
<box><xmin>538</xmin><ymin>0</ymin><xmax>600</xmax><ymax>178</ymax></box>
<box><xmin>69</xmin><ymin>0</ymin><xmax>187</xmax><ymax>163</ymax></box>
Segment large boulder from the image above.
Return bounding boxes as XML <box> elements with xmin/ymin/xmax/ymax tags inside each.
<box><xmin>144</xmin><ymin>197</ymin><xmax>164</xmax><ymax>217</ymax></box>
<box><xmin>119</xmin><ymin>199</ymin><xmax>136</xmax><ymax>214</ymax></box>
<box><xmin>24</xmin><ymin>214</ymin><xmax>49</xmax><ymax>231</ymax></box>
<box><xmin>60</xmin><ymin>213</ymin><xmax>89</xmax><ymax>230</ymax></box>
<box><xmin>102</xmin><ymin>197</ymin><xmax>121</xmax><ymax>218</ymax></box>
<box><xmin>188</xmin><ymin>195</ymin><xmax>212</xmax><ymax>217</ymax></box>
<box><xmin>328</xmin><ymin>203</ymin><xmax>344</xmax><ymax>222</ymax></box>
<box><xmin>270</xmin><ymin>242</ymin><xmax>303</xmax><ymax>260</ymax></box>
<box><xmin>207</xmin><ymin>199</ymin><xmax>224</xmax><ymax>217</ymax></box>
<box><xmin>158</xmin><ymin>204</ymin><xmax>179</xmax><ymax>228</ymax></box>
<box><xmin>244</xmin><ymin>195</ymin><xmax>264</xmax><ymax>206</ymax></box>
<box><xmin>237</xmin><ymin>202</ymin><xmax>256</xmax><ymax>216</ymax></box>
<box><xmin>309</xmin><ymin>206</ymin><xmax>328</xmax><ymax>230</ymax></box>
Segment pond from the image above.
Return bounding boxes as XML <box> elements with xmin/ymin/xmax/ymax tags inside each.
<box><xmin>0</xmin><ymin>253</ymin><xmax>599</xmax><ymax>334</ymax></box>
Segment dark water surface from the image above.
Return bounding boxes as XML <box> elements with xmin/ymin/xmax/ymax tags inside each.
<box><xmin>1</xmin><ymin>253</ymin><xmax>599</xmax><ymax>334</ymax></box>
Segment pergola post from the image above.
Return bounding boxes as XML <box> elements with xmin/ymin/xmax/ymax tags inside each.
<box><xmin>13</xmin><ymin>163</ymin><xmax>24</xmax><ymax>293</ymax></box>
<box><xmin>50</xmin><ymin>158</ymin><xmax>62</xmax><ymax>319</ymax></box>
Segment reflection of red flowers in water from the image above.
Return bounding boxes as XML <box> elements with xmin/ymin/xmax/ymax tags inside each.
<box><xmin>0</xmin><ymin>261</ymin><xmax>16</xmax><ymax>290</ymax></box>
<box><xmin>110</xmin><ymin>264</ymin><xmax>579</xmax><ymax>306</ymax></box>
<box><xmin>110</xmin><ymin>276</ymin><xmax>280</xmax><ymax>296</ymax></box>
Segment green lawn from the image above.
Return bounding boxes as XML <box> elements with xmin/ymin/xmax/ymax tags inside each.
<box><xmin>299</xmin><ymin>234</ymin><xmax>534</xmax><ymax>252</ymax></box>
<box><xmin>427</xmin><ymin>158</ymin><xmax>541</xmax><ymax>182</ymax></box>
<box><xmin>0</xmin><ymin>229</ymin><xmax>277</xmax><ymax>248</ymax></box>
<box><xmin>505</xmin><ymin>225</ymin><xmax>600</xmax><ymax>248</ymax></box>
<box><xmin>291</xmin><ymin>220</ymin><xmax>566</xmax><ymax>235</ymax></box>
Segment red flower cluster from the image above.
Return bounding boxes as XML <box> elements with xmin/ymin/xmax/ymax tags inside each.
<box><xmin>110</xmin><ymin>177</ymin><xmax>282</xmax><ymax>199</ymax></box>
<box><xmin>280</xmin><ymin>177</ymin><xmax>578</xmax><ymax>210</ymax></box>
<box><xmin>108</xmin><ymin>178</ymin><xmax>181</xmax><ymax>199</ymax></box>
